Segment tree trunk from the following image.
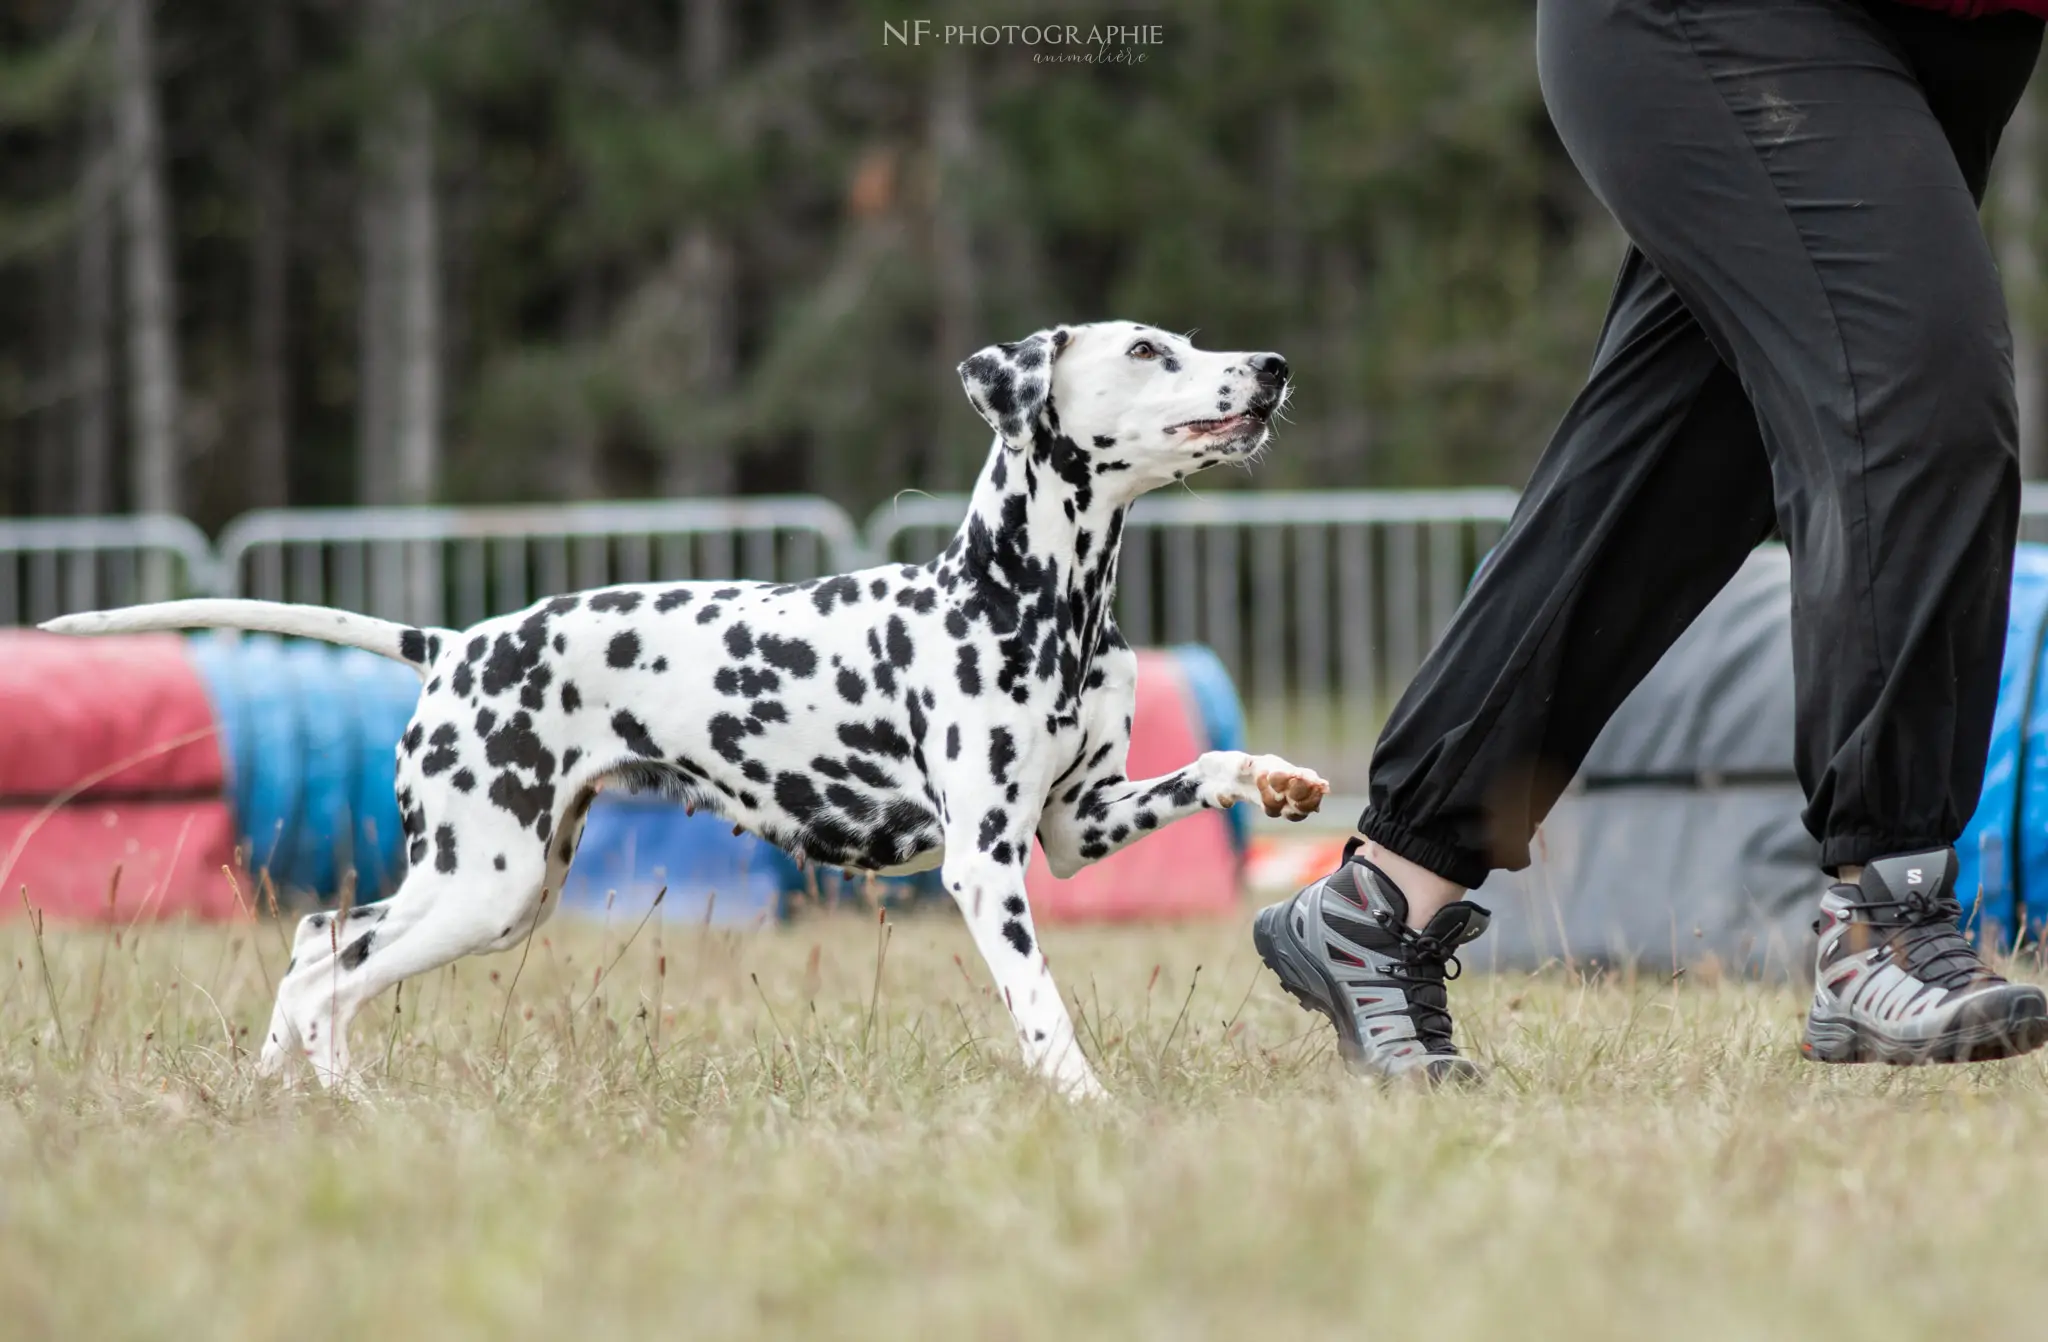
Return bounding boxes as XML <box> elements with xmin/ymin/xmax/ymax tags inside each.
<box><xmin>357</xmin><ymin>162</ymin><xmax>395</xmax><ymax>504</ymax></box>
<box><xmin>1999</xmin><ymin>85</ymin><xmax>2044</xmax><ymax>480</ymax></box>
<box><xmin>928</xmin><ymin>54</ymin><xmax>978</xmax><ymax>489</ymax></box>
<box><xmin>1267</xmin><ymin>101</ymin><xmax>1304</xmax><ymax>315</ymax></box>
<box><xmin>352</xmin><ymin>0</ymin><xmax>442</xmax><ymax>625</ymax></box>
<box><xmin>357</xmin><ymin>0</ymin><xmax>438</xmax><ymax>509</ymax></box>
<box><xmin>357</xmin><ymin>196</ymin><xmax>394</xmax><ymax>504</ymax></box>
<box><xmin>1320</xmin><ymin>243</ymin><xmax>1369</xmax><ymax>480</ymax></box>
<box><xmin>557</xmin><ymin>270</ymin><xmax>604</xmax><ymax>500</ymax></box>
<box><xmin>73</xmin><ymin>97</ymin><xmax>114</xmax><ymax>516</ymax></box>
<box><xmin>390</xmin><ymin>85</ymin><xmax>439</xmax><ymax>507</ymax></box>
<box><xmin>35</xmin><ymin>253</ymin><xmax>69</xmax><ymax>516</ymax></box>
<box><xmin>112</xmin><ymin>0</ymin><xmax>181</xmax><ymax>523</ymax></box>
<box><xmin>667</xmin><ymin>226</ymin><xmax>736</xmax><ymax>495</ymax></box>
<box><xmin>684</xmin><ymin>0</ymin><xmax>724</xmax><ymax>99</ymax></box>
<box><xmin>662</xmin><ymin>0</ymin><xmax>736</xmax><ymax>499</ymax></box>
<box><xmin>248</xmin><ymin>0</ymin><xmax>293</xmax><ymax>509</ymax></box>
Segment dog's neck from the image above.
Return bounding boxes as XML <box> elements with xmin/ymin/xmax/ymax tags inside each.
<box><xmin>946</xmin><ymin>422</ymin><xmax>1132</xmax><ymax>689</ymax></box>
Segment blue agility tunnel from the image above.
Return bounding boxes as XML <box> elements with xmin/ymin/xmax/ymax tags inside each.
<box><xmin>558</xmin><ymin>795</ymin><xmax>796</xmax><ymax>924</ymax></box>
<box><xmin>187</xmin><ymin>633</ymin><xmax>798</xmax><ymax>921</ymax></box>
<box><xmin>187</xmin><ymin>634</ymin><xmax>421</xmax><ymax>899</ymax></box>
<box><xmin>1955</xmin><ymin>545</ymin><xmax>2048</xmax><ymax>949</ymax></box>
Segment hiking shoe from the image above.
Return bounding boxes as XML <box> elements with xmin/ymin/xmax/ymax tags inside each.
<box><xmin>1802</xmin><ymin>848</ymin><xmax>2048</xmax><ymax>1065</ymax></box>
<box><xmin>1254</xmin><ymin>854</ymin><xmax>1490</xmax><ymax>1084</ymax></box>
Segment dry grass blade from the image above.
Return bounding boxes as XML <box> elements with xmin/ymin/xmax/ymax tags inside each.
<box><xmin>493</xmin><ymin>899</ymin><xmax>543</xmax><ymax>1058</ymax></box>
<box><xmin>80</xmin><ymin>865</ymin><xmax>122</xmax><ymax>1056</ymax></box>
<box><xmin>18</xmin><ymin>885</ymin><xmax>67</xmax><ymax>1057</ymax></box>
<box><xmin>863</xmin><ymin>906</ymin><xmax>892</xmax><ymax>1057</ymax></box>
<box><xmin>573</xmin><ymin>886</ymin><xmax>665</xmax><ymax>1016</ymax></box>
<box><xmin>220</xmin><ymin>865</ymin><xmax>274</xmax><ymax>999</ymax></box>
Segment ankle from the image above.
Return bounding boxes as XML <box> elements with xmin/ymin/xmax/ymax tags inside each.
<box><xmin>1359</xmin><ymin>839</ymin><xmax>1467</xmax><ymax>930</ymax></box>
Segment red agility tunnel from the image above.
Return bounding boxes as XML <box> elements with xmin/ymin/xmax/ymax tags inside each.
<box><xmin>0</xmin><ymin>632</ymin><xmax>245</xmax><ymax>922</ymax></box>
<box><xmin>1023</xmin><ymin>647</ymin><xmax>1243</xmax><ymax>922</ymax></box>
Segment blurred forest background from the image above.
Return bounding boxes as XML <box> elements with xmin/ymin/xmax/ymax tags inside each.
<box><xmin>1</xmin><ymin>0</ymin><xmax>2042</xmax><ymax>532</ymax></box>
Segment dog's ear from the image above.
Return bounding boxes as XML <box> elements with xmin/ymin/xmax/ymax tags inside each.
<box><xmin>958</xmin><ymin>326</ymin><xmax>1072</xmax><ymax>451</ymax></box>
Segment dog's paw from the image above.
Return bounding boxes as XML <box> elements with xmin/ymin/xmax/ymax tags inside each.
<box><xmin>1063</xmin><ymin>1076</ymin><xmax>1113</xmax><ymax>1104</ymax></box>
<box><xmin>256</xmin><ymin>1022</ymin><xmax>296</xmax><ymax>1080</ymax></box>
<box><xmin>1244</xmin><ymin>755</ymin><xmax>1328</xmax><ymax>821</ymax></box>
<box><xmin>1051</xmin><ymin>1062</ymin><xmax>1113</xmax><ymax>1104</ymax></box>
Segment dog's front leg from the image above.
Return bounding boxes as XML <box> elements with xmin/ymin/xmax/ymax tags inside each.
<box><xmin>938</xmin><ymin>827</ymin><xmax>1106</xmax><ymax>1101</ymax></box>
<box><xmin>1038</xmin><ymin>750</ymin><xmax>1328</xmax><ymax>880</ymax></box>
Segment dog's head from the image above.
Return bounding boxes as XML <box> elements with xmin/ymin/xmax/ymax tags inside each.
<box><xmin>958</xmin><ymin>321</ymin><xmax>1289</xmax><ymax>495</ymax></box>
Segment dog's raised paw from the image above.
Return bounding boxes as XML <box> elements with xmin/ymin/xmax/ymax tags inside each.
<box><xmin>1250</xmin><ymin>759</ymin><xmax>1328</xmax><ymax>821</ymax></box>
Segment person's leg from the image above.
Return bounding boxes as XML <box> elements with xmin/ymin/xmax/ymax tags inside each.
<box><xmin>1537</xmin><ymin>0</ymin><xmax>2037</xmax><ymax>877</ymax></box>
<box><xmin>1252</xmin><ymin>251</ymin><xmax>1779</xmax><ymax>1083</ymax></box>
<box><xmin>1803</xmin><ymin>4</ymin><xmax>2041</xmax><ymax>868</ymax></box>
<box><xmin>1541</xmin><ymin>0</ymin><xmax>2047</xmax><ymax>1064</ymax></box>
<box><xmin>1362</xmin><ymin>248</ymin><xmax>1777</xmax><ymax>909</ymax></box>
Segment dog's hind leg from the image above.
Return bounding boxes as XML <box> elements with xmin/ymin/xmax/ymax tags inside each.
<box><xmin>256</xmin><ymin>897</ymin><xmax>400</xmax><ymax>1075</ymax></box>
<box><xmin>937</xmin><ymin>813</ymin><xmax>1107</xmax><ymax>1101</ymax></box>
<box><xmin>258</xmin><ymin>848</ymin><xmax>555</xmax><ymax>1088</ymax></box>
<box><xmin>254</xmin><ymin>782</ymin><xmax>607</xmax><ymax>1085</ymax></box>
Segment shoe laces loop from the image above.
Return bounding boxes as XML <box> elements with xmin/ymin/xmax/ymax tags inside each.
<box><xmin>1899</xmin><ymin>886</ymin><xmax>1949</xmax><ymax>923</ymax></box>
<box><xmin>1373</xmin><ymin>908</ymin><xmax>1464</xmax><ymax>981</ymax></box>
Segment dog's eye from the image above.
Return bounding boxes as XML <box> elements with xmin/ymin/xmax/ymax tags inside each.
<box><xmin>1127</xmin><ymin>341</ymin><xmax>1160</xmax><ymax>361</ymax></box>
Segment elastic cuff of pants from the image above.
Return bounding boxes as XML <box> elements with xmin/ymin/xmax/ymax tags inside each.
<box><xmin>1356</xmin><ymin>809</ymin><xmax>1493</xmax><ymax>891</ymax></box>
<box><xmin>1818</xmin><ymin>834</ymin><xmax>1953</xmax><ymax>875</ymax></box>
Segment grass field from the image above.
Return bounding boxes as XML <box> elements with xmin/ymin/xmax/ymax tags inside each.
<box><xmin>3</xmin><ymin>899</ymin><xmax>2047</xmax><ymax>1341</ymax></box>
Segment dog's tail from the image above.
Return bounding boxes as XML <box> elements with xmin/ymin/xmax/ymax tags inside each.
<box><xmin>40</xmin><ymin>599</ymin><xmax>454</xmax><ymax>677</ymax></box>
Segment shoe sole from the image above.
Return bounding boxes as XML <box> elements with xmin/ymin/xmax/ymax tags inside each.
<box><xmin>1253</xmin><ymin>898</ymin><xmax>1481</xmax><ymax>1086</ymax></box>
<box><xmin>1254</xmin><ymin>898</ymin><xmax>1368</xmax><ymax>1067</ymax></box>
<box><xmin>1800</xmin><ymin>987</ymin><xmax>2048</xmax><ymax>1065</ymax></box>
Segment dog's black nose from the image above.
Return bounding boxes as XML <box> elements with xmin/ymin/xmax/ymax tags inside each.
<box><xmin>1251</xmin><ymin>354</ymin><xmax>1289</xmax><ymax>388</ymax></box>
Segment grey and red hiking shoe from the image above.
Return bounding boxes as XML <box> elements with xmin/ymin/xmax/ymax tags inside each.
<box><xmin>1253</xmin><ymin>854</ymin><xmax>1490</xmax><ymax>1084</ymax></box>
<box><xmin>1802</xmin><ymin>848</ymin><xmax>2048</xmax><ymax>1065</ymax></box>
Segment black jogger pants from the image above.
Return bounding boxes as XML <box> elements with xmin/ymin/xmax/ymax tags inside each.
<box><xmin>1361</xmin><ymin>0</ymin><xmax>2044</xmax><ymax>889</ymax></box>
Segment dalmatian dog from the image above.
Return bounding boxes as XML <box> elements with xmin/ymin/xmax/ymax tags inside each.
<box><xmin>44</xmin><ymin>320</ymin><xmax>1328</xmax><ymax>1100</ymax></box>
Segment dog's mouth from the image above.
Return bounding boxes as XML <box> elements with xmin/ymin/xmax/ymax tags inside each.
<box><xmin>1171</xmin><ymin>388</ymin><xmax>1283</xmax><ymax>439</ymax></box>
<box><xmin>1171</xmin><ymin>413</ymin><xmax>1252</xmax><ymax>437</ymax></box>
<box><xmin>1170</xmin><ymin>401</ymin><xmax>1277</xmax><ymax>451</ymax></box>
<box><xmin>1173</xmin><ymin>404</ymin><xmax>1272</xmax><ymax>437</ymax></box>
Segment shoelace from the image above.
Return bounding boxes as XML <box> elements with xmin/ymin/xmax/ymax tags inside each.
<box><xmin>1368</xmin><ymin>907</ymin><xmax>1462</xmax><ymax>1049</ymax></box>
<box><xmin>1820</xmin><ymin>889</ymin><xmax>1987</xmax><ymax>993</ymax></box>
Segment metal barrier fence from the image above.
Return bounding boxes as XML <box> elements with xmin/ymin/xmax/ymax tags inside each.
<box><xmin>867</xmin><ymin>489</ymin><xmax>1522</xmax><ymax>787</ymax></box>
<box><xmin>0</xmin><ymin>514</ymin><xmax>216</xmax><ymax>627</ymax></box>
<box><xmin>21</xmin><ymin>484</ymin><xmax>2048</xmax><ymax>789</ymax></box>
<box><xmin>215</xmin><ymin>498</ymin><xmax>862</xmax><ymax>628</ymax></box>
